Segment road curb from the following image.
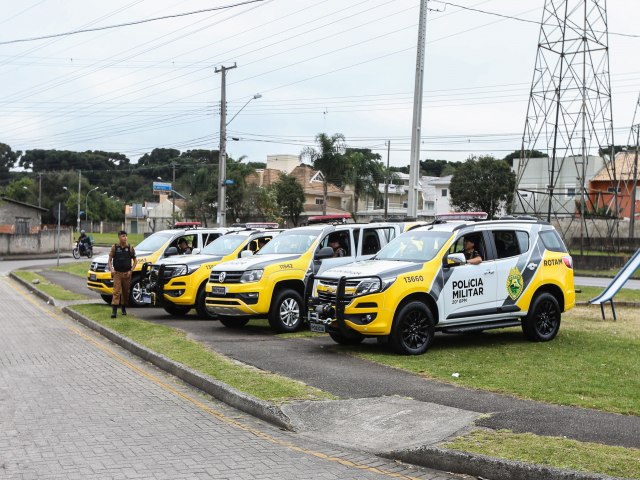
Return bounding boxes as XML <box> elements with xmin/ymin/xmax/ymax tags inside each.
<box><xmin>10</xmin><ymin>271</ymin><xmax>59</xmax><ymax>306</ymax></box>
<box><xmin>384</xmin><ymin>446</ymin><xmax>625</xmax><ymax>480</ymax></box>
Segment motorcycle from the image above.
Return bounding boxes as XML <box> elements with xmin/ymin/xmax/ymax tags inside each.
<box><xmin>72</xmin><ymin>241</ymin><xmax>93</xmax><ymax>259</ymax></box>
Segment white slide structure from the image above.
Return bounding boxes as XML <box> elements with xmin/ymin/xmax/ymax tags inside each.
<box><xmin>588</xmin><ymin>248</ymin><xmax>640</xmax><ymax>320</ymax></box>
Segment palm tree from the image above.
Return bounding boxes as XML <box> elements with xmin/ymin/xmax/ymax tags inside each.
<box><xmin>300</xmin><ymin>133</ymin><xmax>347</xmax><ymax>215</ymax></box>
<box><xmin>344</xmin><ymin>148</ymin><xmax>385</xmax><ymax>216</ymax></box>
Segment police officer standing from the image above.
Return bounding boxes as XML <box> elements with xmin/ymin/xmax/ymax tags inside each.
<box><xmin>108</xmin><ymin>230</ymin><xmax>137</xmax><ymax>318</ymax></box>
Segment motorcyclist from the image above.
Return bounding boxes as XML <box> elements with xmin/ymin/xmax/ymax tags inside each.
<box><xmin>78</xmin><ymin>230</ymin><xmax>91</xmax><ymax>254</ymax></box>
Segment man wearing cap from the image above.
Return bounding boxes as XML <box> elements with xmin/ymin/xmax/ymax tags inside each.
<box><xmin>463</xmin><ymin>236</ymin><xmax>482</xmax><ymax>265</ymax></box>
<box><xmin>108</xmin><ymin>230</ymin><xmax>137</xmax><ymax>318</ymax></box>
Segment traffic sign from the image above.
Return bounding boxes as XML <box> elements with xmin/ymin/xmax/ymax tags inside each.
<box><xmin>224</xmin><ymin>179</ymin><xmax>235</xmax><ymax>185</ymax></box>
<box><xmin>153</xmin><ymin>181</ymin><xmax>172</xmax><ymax>195</ymax></box>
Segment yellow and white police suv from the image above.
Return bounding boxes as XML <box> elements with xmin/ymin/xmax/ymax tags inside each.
<box><xmin>145</xmin><ymin>229</ymin><xmax>281</xmax><ymax>318</ymax></box>
<box><xmin>308</xmin><ymin>217</ymin><xmax>576</xmax><ymax>355</ymax></box>
<box><xmin>205</xmin><ymin>223</ymin><xmax>407</xmax><ymax>332</ymax></box>
<box><xmin>87</xmin><ymin>227</ymin><xmax>229</xmax><ymax>306</ymax></box>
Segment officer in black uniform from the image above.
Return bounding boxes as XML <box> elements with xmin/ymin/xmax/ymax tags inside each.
<box><xmin>108</xmin><ymin>230</ymin><xmax>137</xmax><ymax>318</ymax></box>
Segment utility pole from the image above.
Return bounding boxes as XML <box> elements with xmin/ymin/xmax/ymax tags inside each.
<box><xmin>384</xmin><ymin>141</ymin><xmax>390</xmax><ymax>220</ymax></box>
<box><xmin>77</xmin><ymin>170</ymin><xmax>81</xmax><ymax>231</ymax></box>
<box><xmin>172</xmin><ymin>163</ymin><xmax>176</xmax><ymax>221</ymax></box>
<box><xmin>630</xmin><ymin>125</ymin><xmax>639</xmax><ymax>239</ymax></box>
<box><xmin>38</xmin><ymin>172</ymin><xmax>42</xmax><ymax>208</ymax></box>
<box><xmin>215</xmin><ymin>63</ymin><xmax>237</xmax><ymax>227</ymax></box>
<box><xmin>407</xmin><ymin>0</ymin><xmax>429</xmax><ymax>219</ymax></box>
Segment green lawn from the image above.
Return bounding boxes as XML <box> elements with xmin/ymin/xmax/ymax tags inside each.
<box><xmin>575</xmin><ymin>286</ymin><xmax>640</xmax><ymax>303</ymax></box>
<box><xmin>52</xmin><ymin>261</ymin><xmax>92</xmax><ymax>278</ymax></box>
<box><xmin>88</xmin><ymin>232</ymin><xmax>144</xmax><ymax>246</ymax></box>
<box><xmin>443</xmin><ymin>430</ymin><xmax>640</xmax><ymax>479</ymax></box>
<box><xmin>13</xmin><ymin>270</ymin><xmax>86</xmax><ymax>301</ymax></box>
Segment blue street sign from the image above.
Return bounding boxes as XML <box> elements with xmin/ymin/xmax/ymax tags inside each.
<box><xmin>224</xmin><ymin>179</ymin><xmax>235</xmax><ymax>185</ymax></box>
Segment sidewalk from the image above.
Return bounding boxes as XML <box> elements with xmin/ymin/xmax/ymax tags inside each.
<box><xmin>11</xmin><ymin>271</ymin><xmax>631</xmax><ymax>480</ymax></box>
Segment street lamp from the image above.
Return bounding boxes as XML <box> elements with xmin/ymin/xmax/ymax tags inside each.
<box><xmin>85</xmin><ymin>186</ymin><xmax>99</xmax><ymax>228</ymax></box>
<box><xmin>217</xmin><ymin>92</ymin><xmax>262</xmax><ymax>227</ymax></box>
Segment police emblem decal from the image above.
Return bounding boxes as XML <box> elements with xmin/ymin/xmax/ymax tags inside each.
<box><xmin>506</xmin><ymin>267</ymin><xmax>524</xmax><ymax>301</ymax></box>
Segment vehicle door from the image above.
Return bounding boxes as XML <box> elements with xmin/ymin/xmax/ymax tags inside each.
<box><xmin>492</xmin><ymin>228</ymin><xmax>531</xmax><ymax>310</ymax></box>
<box><xmin>314</xmin><ymin>229</ymin><xmax>356</xmax><ymax>275</ymax></box>
<box><xmin>439</xmin><ymin>230</ymin><xmax>498</xmax><ymax>322</ymax></box>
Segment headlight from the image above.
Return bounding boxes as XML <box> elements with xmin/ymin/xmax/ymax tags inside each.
<box><xmin>171</xmin><ymin>265</ymin><xmax>200</xmax><ymax>277</ymax></box>
<box><xmin>355</xmin><ymin>277</ymin><xmax>396</xmax><ymax>296</ymax></box>
<box><xmin>240</xmin><ymin>269</ymin><xmax>263</xmax><ymax>283</ymax></box>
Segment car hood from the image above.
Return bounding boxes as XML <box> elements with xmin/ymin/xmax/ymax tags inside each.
<box><xmin>211</xmin><ymin>253</ymin><xmax>301</xmax><ymax>271</ymax></box>
<box><xmin>316</xmin><ymin>259</ymin><xmax>423</xmax><ymax>279</ymax></box>
<box><xmin>154</xmin><ymin>254</ymin><xmax>223</xmax><ymax>267</ymax></box>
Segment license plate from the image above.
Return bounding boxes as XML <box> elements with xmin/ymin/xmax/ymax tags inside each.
<box><xmin>141</xmin><ymin>293</ymin><xmax>152</xmax><ymax>304</ymax></box>
<box><xmin>211</xmin><ymin>286</ymin><xmax>226</xmax><ymax>295</ymax></box>
<box><xmin>90</xmin><ymin>273</ymin><xmax>96</xmax><ymax>281</ymax></box>
<box><xmin>309</xmin><ymin>322</ymin><xmax>326</xmax><ymax>333</ymax></box>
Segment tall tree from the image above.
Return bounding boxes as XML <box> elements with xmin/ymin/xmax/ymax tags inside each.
<box><xmin>300</xmin><ymin>133</ymin><xmax>347</xmax><ymax>215</ymax></box>
<box><xmin>0</xmin><ymin>143</ymin><xmax>20</xmax><ymax>182</ymax></box>
<box><xmin>449</xmin><ymin>155</ymin><xmax>516</xmax><ymax>219</ymax></box>
<box><xmin>274</xmin><ymin>174</ymin><xmax>305</xmax><ymax>227</ymax></box>
<box><xmin>344</xmin><ymin>148</ymin><xmax>384</xmax><ymax>215</ymax></box>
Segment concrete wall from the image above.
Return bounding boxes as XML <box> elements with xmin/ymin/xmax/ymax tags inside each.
<box><xmin>0</xmin><ymin>229</ymin><xmax>73</xmax><ymax>256</ymax></box>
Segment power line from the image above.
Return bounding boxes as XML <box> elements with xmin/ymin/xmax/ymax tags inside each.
<box><xmin>0</xmin><ymin>0</ymin><xmax>266</xmax><ymax>46</ymax></box>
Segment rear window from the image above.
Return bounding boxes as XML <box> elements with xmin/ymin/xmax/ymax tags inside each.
<box><xmin>539</xmin><ymin>230</ymin><xmax>567</xmax><ymax>253</ymax></box>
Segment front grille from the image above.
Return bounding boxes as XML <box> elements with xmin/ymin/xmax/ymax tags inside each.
<box><xmin>316</xmin><ymin>279</ymin><xmax>359</xmax><ymax>303</ymax></box>
<box><xmin>90</xmin><ymin>262</ymin><xmax>107</xmax><ymax>272</ymax></box>
<box><xmin>209</xmin><ymin>271</ymin><xmax>244</xmax><ymax>284</ymax></box>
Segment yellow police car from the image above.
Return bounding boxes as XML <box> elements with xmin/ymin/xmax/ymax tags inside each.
<box><xmin>205</xmin><ymin>222</ymin><xmax>407</xmax><ymax>332</ymax></box>
<box><xmin>146</xmin><ymin>229</ymin><xmax>281</xmax><ymax>317</ymax></box>
<box><xmin>87</xmin><ymin>227</ymin><xmax>229</xmax><ymax>306</ymax></box>
<box><xmin>308</xmin><ymin>217</ymin><xmax>576</xmax><ymax>354</ymax></box>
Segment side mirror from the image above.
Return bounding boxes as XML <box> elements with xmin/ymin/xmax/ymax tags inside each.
<box><xmin>445</xmin><ymin>252</ymin><xmax>466</xmax><ymax>267</ymax></box>
<box><xmin>240</xmin><ymin>250</ymin><xmax>254</xmax><ymax>258</ymax></box>
<box><xmin>191</xmin><ymin>248</ymin><xmax>201</xmax><ymax>255</ymax></box>
<box><xmin>165</xmin><ymin>246</ymin><xmax>179</xmax><ymax>257</ymax></box>
<box><xmin>315</xmin><ymin>246</ymin><xmax>335</xmax><ymax>260</ymax></box>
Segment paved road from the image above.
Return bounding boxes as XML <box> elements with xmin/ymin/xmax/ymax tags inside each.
<box><xmin>29</xmin><ymin>263</ymin><xmax>640</xmax><ymax>450</ymax></box>
<box><xmin>0</xmin><ymin>275</ymin><xmax>463</xmax><ymax>480</ymax></box>
<box><xmin>574</xmin><ymin>275</ymin><xmax>640</xmax><ymax>289</ymax></box>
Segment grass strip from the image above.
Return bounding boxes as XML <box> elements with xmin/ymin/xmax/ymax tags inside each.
<box><xmin>344</xmin><ymin>308</ymin><xmax>639</xmax><ymax>415</ymax></box>
<box><xmin>70</xmin><ymin>303</ymin><xmax>333</xmax><ymax>404</ymax></box>
<box><xmin>442</xmin><ymin>429</ymin><xmax>640</xmax><ymax>479</ymax></box>
<box><xmin>52</xmin><ymin>261</ymin><xmax>92</xmax><ymax>278</ymax></box>
<box><xmin>575</xmin><ymin>285</ymin><xmax>640</xmax><ymax>303</ymax></box>
<box><xmin>13</xmin><ymin>270</ymin><xmax>86</xmax><ymax>301</ymax></box>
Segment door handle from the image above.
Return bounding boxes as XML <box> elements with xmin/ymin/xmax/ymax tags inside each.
<box><xmin>483</xmin><ymin>269</ymin><xmax>495</xmax><ymax>275</ymax></box>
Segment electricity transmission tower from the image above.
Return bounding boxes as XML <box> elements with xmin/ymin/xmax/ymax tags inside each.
<box><xmin>514</xmin><ymin>0</ymin><xmax>619</xmax><ymax>250</ymax></box>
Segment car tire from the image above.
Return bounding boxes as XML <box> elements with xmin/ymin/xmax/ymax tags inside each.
<box><xmin>390</xmin><ymin>301</ymin><xmax>435</xmax><ymax>355</ymax></box>
<box><xmin>268</xmin><ymin>289</ymin><xmax>304</xmax><ymax>333</ymax></box>
<box><xmin>329</xmin><ymin>330</ymin><xmax>365</xmax><ymax>345</ymax></box>
<box><xmin>162</xmin><ymin>303</ymin><xmax>191</xmax><ymax>316</ymax></box>
<box><xmin>128</xmin><ymin>277</ymin><xmax>147</xmax><ymax>307</ymax></box>
<box><xmin>522</xmin><ymin>292</ymin><xmax>561</xmax><ymax>342</ymax></box>
<box><xmin>100</xmin><ymin>294</ymin><xmax>113</xmax><ymax>304</ymax></box>
<box><xmin>219</xmin><ymin>317</ymin><xmax>249</xmax><ymax>328</ymax></box>
<box><xmin>195</xmin><ymin>284</ymin><xmax>216</xmax><ymax>319</ymax></box>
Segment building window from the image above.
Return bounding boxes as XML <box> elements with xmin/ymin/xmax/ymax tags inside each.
<box><xmin>566</xmin><ymin>185</ymin><xmax>576</xmax><ymax>198</ymax></box>
<box><xmin>425</xmin><ymin>201</ymin><xmax>434</xmax><ymax>210</ymax></box>
<box><xmin>441</xmin><ymin>189</ymin><xmax>447</xmax><ymax>197</ymax></box>
<box><xmin>607</xmin><ymin>186</ymin><xmax>621</xmax><ymax>193</ymax></box>
<box><xmin>16</xmin><ymin>218</ymin><xmax>30</xmax><ymax>234</ymax></box>
<box><xmin>315</xmin><ymin>197</ymin><xmax>323</xmax><ymax>205</ymax></box>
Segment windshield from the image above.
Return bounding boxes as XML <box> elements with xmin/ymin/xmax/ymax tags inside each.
<box><xmin>134</xmin><ymin>232</ymin><xmax>174</xmax><ymax>252</ymax></box>
<box><xmin>202</xmin><ymin>235</ymin><xmax>247</xmax><ymax>255</ymax></box>
<box><xmin>376</xmin><ymin>230</ymin><xmax>451</xmax><ymax>262</ymax></box>
<box><xmin>257</xmin><ymin>230</ymin><xmax>319</xmax><ymax>255</ymax></box>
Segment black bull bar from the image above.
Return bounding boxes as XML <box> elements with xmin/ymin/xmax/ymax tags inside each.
<box><xmin>305</xmin><ymin>273</ymin><xmax>383</xmax><ymax>334</ymax></box>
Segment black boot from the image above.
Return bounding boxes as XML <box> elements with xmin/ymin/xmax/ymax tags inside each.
<box><xmin>111</xmin><ymin>306</ymin><xmax>117</xmax><ymax>318</ymax></box>
<box><xmin>121</xmin><ymin>305</ymin><xmax>127</xmax><ymax>316</ymax></box>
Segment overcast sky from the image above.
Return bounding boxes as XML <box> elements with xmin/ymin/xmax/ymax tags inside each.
<box><xmin>0</xmin><ymin>0</ymin><xmax>637</xmax><ymax>169</ymax></box>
